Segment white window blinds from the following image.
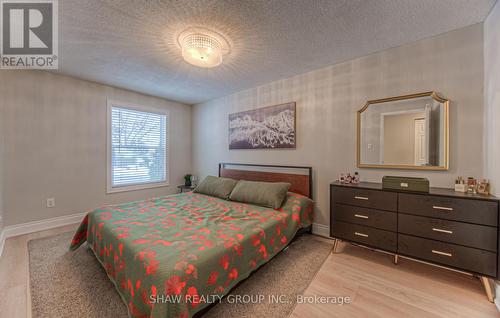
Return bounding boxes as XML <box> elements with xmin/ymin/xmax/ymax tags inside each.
<box><xmin>111</xmin><ymin>106</ymin><xmax>167</xmax><ymax>188</ymax></box>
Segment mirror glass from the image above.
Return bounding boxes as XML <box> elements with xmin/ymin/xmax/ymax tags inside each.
<box><xmin>358</xmin><ymin>92</ymin><xmax>448</xmax><ymax>170</ymax></box>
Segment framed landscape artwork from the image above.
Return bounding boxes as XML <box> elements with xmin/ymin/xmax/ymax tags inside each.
<box><xmin>228</xmin><ymin>102</ymin><xmax>296</xmax><ymax>149</ymax></box>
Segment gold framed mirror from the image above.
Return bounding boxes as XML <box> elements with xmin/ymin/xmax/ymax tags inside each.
<box><xmin>357</xmin><ymin>92</ymin><xmax>449</xmax><ymax>170</ymax></box>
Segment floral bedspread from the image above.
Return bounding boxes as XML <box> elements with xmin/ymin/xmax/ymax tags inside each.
<box><xmin>70</xmin><ymin>192</ymin><xmax>313</xmax><ymax>318</ymax></box>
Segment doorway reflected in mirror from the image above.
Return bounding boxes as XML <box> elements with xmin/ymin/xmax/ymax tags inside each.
<box><xmin>357</xmin><ymin>92</ymin><xmax>449</xmax><ymax>170</ymax></box>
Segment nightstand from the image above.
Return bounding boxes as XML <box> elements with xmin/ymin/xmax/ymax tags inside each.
<box><xmin>177</xmin><ymin>185</ymin><xmax>196</xmax><ymax>193</ymax></box>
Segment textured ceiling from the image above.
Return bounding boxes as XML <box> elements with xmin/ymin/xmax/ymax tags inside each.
<box><xmin>58</xmin><ymin>0</ymin><xmax>496</xmax><ymax>104</ymax></box>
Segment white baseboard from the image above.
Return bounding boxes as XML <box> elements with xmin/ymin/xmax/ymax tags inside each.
<box><xmin>0</xmin><ymin>212</ymin><xmax>86</xmax><ymax>257</ymax></box>
<box><xmin>312</xmin><ymin>223</ymin><xmax>330</xmax><ymax>238</ymax></box>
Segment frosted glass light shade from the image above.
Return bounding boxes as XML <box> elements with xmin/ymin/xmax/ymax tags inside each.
<box><xmin>180</xmin><ymin>33</ymin><xmax>223</xmax><ymax>68</ymax></box>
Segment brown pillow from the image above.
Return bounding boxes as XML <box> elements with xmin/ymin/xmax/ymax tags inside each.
<box><xmin>193</xmin><ymin>176</ymin><xmax>238</xmax><ymax>200</ymax></box>
<box><xmin>229</xmin><ymin>180</ymin><xmax>291</xmax><ymax>209</ymax></box>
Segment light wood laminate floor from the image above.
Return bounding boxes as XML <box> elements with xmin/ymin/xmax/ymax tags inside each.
<box><xmin>0</xmin><ymin>225</ymin><xmax>498</xmax><ymax>317</ymax></box>
<box><xmin>292</xmin><ymin>241</ymin><xmax>499</xmax><ymax>318</ymax></box>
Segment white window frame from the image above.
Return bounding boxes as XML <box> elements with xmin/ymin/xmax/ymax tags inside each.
<box><xmin>106</xmin><ymin>99</ymin><xmax>170</xmax><ymax>193</ymax></box>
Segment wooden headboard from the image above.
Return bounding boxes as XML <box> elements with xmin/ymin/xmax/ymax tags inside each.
<box><xmin>218</xmin><ymin>163</ymin><xmax>313</xmax><ymax>199</ymax></box>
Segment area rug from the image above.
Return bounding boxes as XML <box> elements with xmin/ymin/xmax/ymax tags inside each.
<box><xmin>28</xmin><ymin>231</ymin><xmax>332</xmax><ymax>317</ymax></box>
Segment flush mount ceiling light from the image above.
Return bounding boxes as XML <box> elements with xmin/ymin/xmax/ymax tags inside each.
<box><xmin>177</xmin><ymin>28</ymin><xmax>230</xmax><ymax>68</ymax></box>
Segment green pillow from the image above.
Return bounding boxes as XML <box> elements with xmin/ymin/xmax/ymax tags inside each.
<box><xmin>229</xmin><ymin>180</ymin><xmax>291</xmax><ymax>209</ymax></box>
<box><xmin>193</xmin><ymin>176</ymin><xmax>238</xmax><ymax>200</ymax></box>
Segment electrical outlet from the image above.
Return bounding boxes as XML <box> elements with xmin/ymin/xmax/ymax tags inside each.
<box><xmin>46</xmin><ymin>198</ymin><xmax>55</xmax><ymax>208</ymax></box>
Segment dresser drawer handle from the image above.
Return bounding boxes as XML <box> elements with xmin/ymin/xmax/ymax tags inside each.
<box><xmin>432</xmin><ymin>250</ymin><xmax>452</xmax><ymax>257</ymax></box>
<box><xmin>354</xmin><ymin>214</ymin><xmax>369</xmax><ymax>219</ymax></box>
<box><xmin>432</xmin><ymin>206</ymin><xmax>453</xmax><ymax>211</ymax></box>
<box><xmin>354</xmin><ymin>196</ymin><xmax>369</xmax><ymax>201</ymax></box>
<box><xmin>432</xmin><ymin>228</ymin><xmax>453</xmax><ymax>234</ymax></box>
<box><xmin>354</xmin><ymin>232</ymin><xmax>368</xmax><ymax>237</ymax></box>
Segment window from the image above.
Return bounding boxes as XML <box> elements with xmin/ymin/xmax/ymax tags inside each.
<box><xmin>107</xmin><ymin>101</ymin><xmax>169</xmax><ymax>193</ymax></box>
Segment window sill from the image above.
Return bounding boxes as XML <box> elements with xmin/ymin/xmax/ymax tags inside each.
<box><xmin>106</xmin><ymin>181</ymin><xmax>170</xmax><ymax>194</ymax></box>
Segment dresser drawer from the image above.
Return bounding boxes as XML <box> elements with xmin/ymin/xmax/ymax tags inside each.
<box><xmin>333</xmin><ymin>203</ymin><xmax>397</xmax><ymax>231</ymax></box>
<box><xmin>331</xmin><ymin>221</ymin><xmax>396</xmax><ymax>252</ymax></box>
<box><xmin>399</xmin><ymin>193</ymin><xmax>498</xmax><ymax>226</ymax></box>
<box><xmin>398</xmin><ymin>234</ymin><xmax>497</xmax><ymax>277</ymax></box>
<box><xmin>331</xmin><ymin>186</ymin><xmax>397</xmax><ymax>211</ymax></box>
<box><xmin>399</xmin><ymin>214</ymin><xmax>497</xmax><ymax>252</ymax></box>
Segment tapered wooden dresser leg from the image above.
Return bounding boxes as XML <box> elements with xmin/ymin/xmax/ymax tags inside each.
<box><xmin>332</xmin><ymin>239</ymin><xmax>339</xmax><ymax>253</ymax></box>
<box><xmin>394</xmin><ymin>254</ymin><xmax>398</xmax><ymax>265</ymax></box>
<box><xmin>479</xmin><ymin>276</ymin><xmax>494</xmax><ymax>303</ymax></box>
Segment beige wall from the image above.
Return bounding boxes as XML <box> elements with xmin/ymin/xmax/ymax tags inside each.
<box><xmin>192</xmin><ymin>24</ymin><xmax>485</xmax><ymax>228</ymax></box>
<box><xmin>484</xmin><ymin>1</ymin><xmax>500</xmax><ymax>196</ymax></box>
<box><xmin>0</xmin><ymin>71</ymin><xmax>192</xmax><ymax>226</ymax></box>
<box><xmin>0</xmin><ymin>93</ymin><xmax>3</xmax><ymax>231</ymax></box>
<box><xmin>483</xmin><ymin>0</ymin><xmax>500</xmax><ymax>296</ymax></box>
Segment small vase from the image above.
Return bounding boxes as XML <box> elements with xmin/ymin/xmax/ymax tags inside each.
<box><xmin>185</xmin><ymin>180</ymin><xmax>192</xmax><ymax>187</ymax></box>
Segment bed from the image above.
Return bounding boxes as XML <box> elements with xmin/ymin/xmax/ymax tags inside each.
<box><xmin>70</xmin><ymin>163</ymin><xmax>314</xmax><ymax>318</ymax></box>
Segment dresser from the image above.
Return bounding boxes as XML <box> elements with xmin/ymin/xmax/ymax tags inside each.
<box><xmin>330</xmin><ymin>181</ymin><xmax>500</xmax><ymax>302</ymax></box>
